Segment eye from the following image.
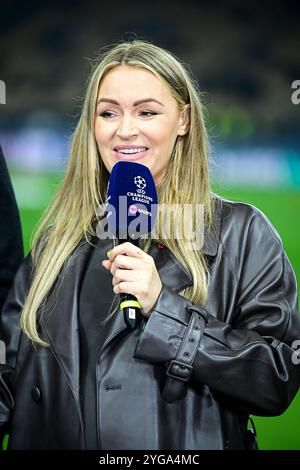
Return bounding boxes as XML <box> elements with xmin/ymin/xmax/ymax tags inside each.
<box><xmin>99</xmin><ymin>111</ymin><xmax>115</xmax><ymax>118</ymax></box>
<box><xmin>139</xmin><ymin>111</ymin><xmax>157</xmax><ymax>116</ymax></box>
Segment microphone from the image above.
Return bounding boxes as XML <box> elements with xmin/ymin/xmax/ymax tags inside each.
<box><xmin>105</xmin><ymin>161</ymin><xmax>158</xmax><ymax>329</ymax></box>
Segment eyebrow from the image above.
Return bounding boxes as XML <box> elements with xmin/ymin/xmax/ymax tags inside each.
<box><xmin>97</xmin><ymin>98</ymin><xmax>164</xmax><ymax>107</ymax></box>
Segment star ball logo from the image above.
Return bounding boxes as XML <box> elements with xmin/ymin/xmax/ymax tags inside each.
<box><xmin>134</xmin><ymin>175</ymin><xmax>146</xmax><ymax>190</ymax></box>
<box><xmin>0</xmin><ymin>80</ymin><xmax>6</xmax><ymax>104</ymax></box>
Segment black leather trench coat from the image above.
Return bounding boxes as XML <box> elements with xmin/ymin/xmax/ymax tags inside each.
<box><xmin>0</xmin><ymin>197</ymin><xmax>300</xmax><ymax>450</ymax></box>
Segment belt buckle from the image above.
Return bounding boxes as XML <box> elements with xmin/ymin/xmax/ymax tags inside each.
<box><xmin>166</xmin><ymin>360</ymin><xmax>193</xmax><ymax>382</ymax></box>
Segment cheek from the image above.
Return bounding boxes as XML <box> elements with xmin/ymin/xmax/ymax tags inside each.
<box><xmin>153</xmin><ymin>132</ymin><xmax>177</xmax><ymax>156</ymax></box>
<box><xmin>94</xmin><ymin>121</ymin><xmax>112</xmax><ymax>146</ymax></box>
<box><xmin>150</xmin><ymin>118</ymin><xmax>178</xmax><ymax>145</ymax></box>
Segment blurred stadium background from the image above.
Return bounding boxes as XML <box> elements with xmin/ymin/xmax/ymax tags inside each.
<box><xmin>1</xmin><ymin>0</ymin><xmax>299</xmax><ymax>450</ymax></box>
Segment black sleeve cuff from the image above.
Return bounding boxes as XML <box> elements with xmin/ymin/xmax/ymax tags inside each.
<box><xmin>134</xmin><ymin>284</ymin><xmax>207</xmax><ymax>363</ymax></box>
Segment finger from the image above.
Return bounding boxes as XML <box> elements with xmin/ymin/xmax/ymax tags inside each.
<box><xmin>113</xmin><ymin>281</ymin><xmax>141</xmax><ymax>296</ymax></box>
<box><xmin>101</xmin><ymin>259</ymin><xmax>111</xmax><ymax>269</ymax></box>
<box><xmin>111</xmin><ymin>257</ymin><xmax>146</xmax><ymax>277</ymax></box>
<box><xmin>107</xmin><ymin>242</ymin><xmax>144</xmax><ymax>263</ymax></box>
<box><xmin>112</xmin><ymin>269</ymin><xmax>140</xmax><ymax>286</ymax></box>
<box><xmin>110</xmin><ymin>254</ymin><xmax>142</xmax><ymax>272</ymax></box>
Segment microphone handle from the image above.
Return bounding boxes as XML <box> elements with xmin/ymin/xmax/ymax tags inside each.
<box><xmin>118</xmin><ymin>237</ymin><xmax>142</xmax><ymax>330</ymax></box>
<box><xmin>120</xmin><ymin>293</ymin><xmax>142</xmax><ymax>330</ymax></box>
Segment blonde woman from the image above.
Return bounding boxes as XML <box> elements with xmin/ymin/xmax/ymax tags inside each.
<box><xmin>0</xmin><ymin>40</ymin><xmax>300</xmax><ymax>450</ymax></box>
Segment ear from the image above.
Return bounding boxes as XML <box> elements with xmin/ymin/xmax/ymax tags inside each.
<box><xmin>177</xmin><ymin>104</ymin><xmax>191</xmax><ymax>136</ymax></box>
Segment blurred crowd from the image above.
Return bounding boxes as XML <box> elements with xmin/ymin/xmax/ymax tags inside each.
<box><xmin>1</xmin><ymin>0</ymin><xmax>299</xmax><ymax>139</ymax></box>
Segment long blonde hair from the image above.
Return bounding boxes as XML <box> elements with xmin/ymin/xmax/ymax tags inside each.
<box><xmin>21</xmin><ymin>39</ymin><xmax>215</xmax><ymax>346</ymax></box>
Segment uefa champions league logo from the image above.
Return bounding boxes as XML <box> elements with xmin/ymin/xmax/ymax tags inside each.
<box><xmin>134</xmin><ymin>175</ymin><xmax>146</xmax><ymax>190</ymax></box>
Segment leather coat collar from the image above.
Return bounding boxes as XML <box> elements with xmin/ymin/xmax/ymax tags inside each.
<box><xmin>40</xmin><ymin>197</ymin><xmax>223</xmax><ymax>402</ymax></box>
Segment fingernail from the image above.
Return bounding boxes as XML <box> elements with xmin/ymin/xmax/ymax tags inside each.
<box><xmin>106</xmin><ymin>250</ymin><xmax>112</xmax><ymax>258</ymax></box>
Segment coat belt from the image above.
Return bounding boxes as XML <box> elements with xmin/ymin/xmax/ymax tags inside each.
<box><xmin>162</xmin><ymin>306</ymin><xmax>208</xmax><ymax>402</ymax></box>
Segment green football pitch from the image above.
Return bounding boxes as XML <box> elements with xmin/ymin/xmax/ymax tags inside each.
<box><xmin>11</xmin><ymin>172</ymin><xmax>300</xmax><ymax>450</ymax></box>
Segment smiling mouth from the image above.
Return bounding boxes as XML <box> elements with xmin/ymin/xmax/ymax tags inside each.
<box><xmin>114</xmin><ymin>148</ymin><xmax>148</xmax><ymax>155</ymax></box>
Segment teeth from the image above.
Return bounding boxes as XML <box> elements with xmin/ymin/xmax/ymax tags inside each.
<box><xmin>116</xmin><ymin>148</ymin><xmax>147</xmax><ymax>154</ymax></box>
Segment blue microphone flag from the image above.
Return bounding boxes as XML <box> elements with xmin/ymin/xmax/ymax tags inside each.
<box><xmin>106</xmin><ymin>161</ymin><xmax>158</xmax><ymax>240</ymax></box>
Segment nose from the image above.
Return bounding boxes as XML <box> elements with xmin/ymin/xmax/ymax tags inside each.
<box><xmin>116</xmin><ymin>114</ymin><xmax>138</xmax><ymax>140</ymax></box>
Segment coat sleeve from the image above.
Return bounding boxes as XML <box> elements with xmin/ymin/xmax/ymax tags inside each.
<box><xmin>0</xmin><ymin>253</ymin><xmax>32</xmax><ymax>440</ymax></box>
<box><xmin>0</xmin><ymin>145</ymin><xmax>24</xmax><ymax>312</ymax></box>
<box><xmin>133</xmin><ymin>210</ymin><xmax>300</xmax><ymax>417</ymax></box>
